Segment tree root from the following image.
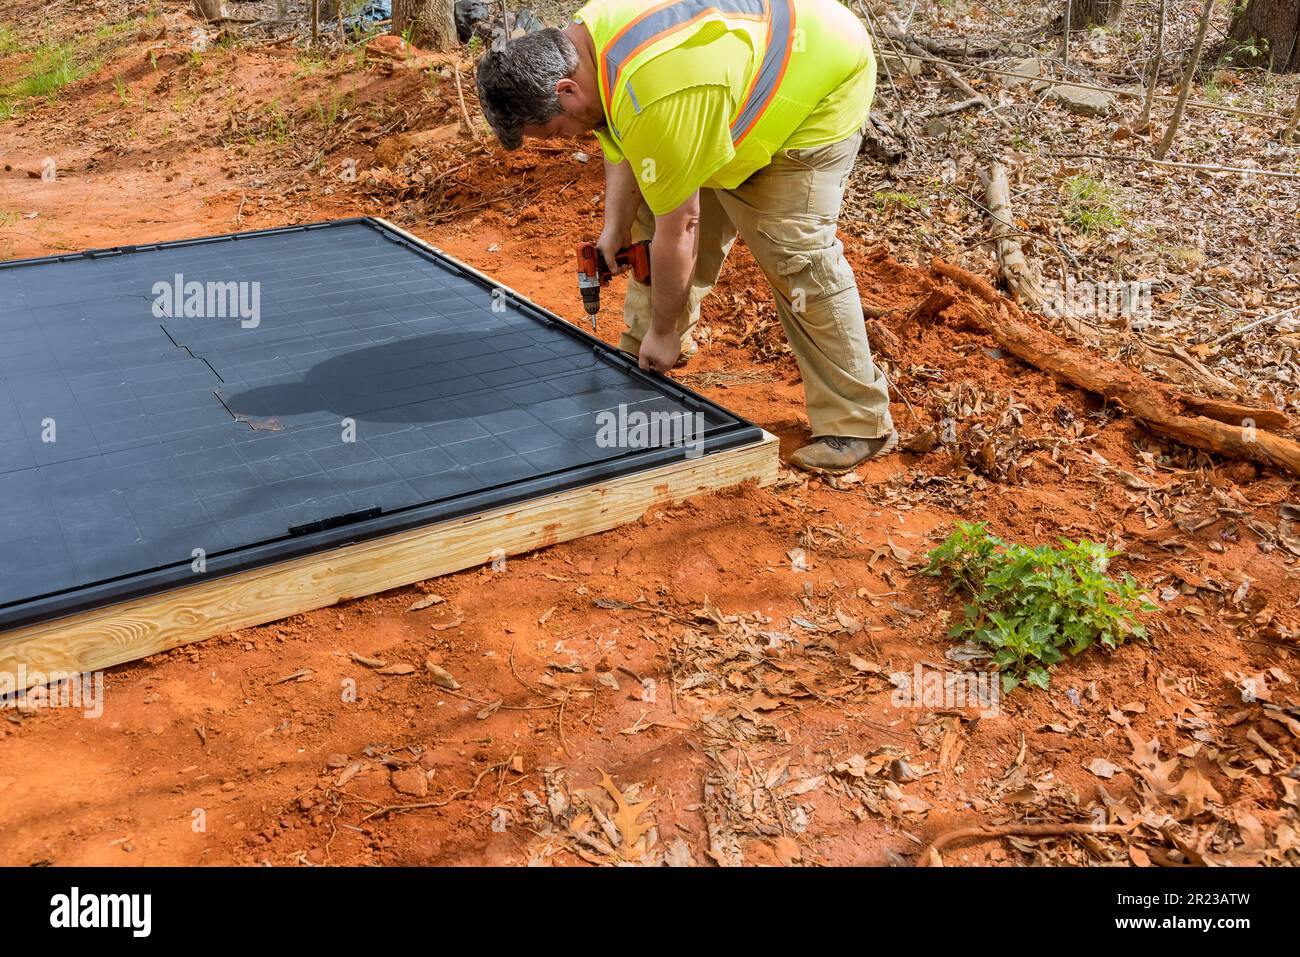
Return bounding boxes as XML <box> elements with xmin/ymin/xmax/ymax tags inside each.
<box><xmin>931</xmin><ymin>258</ymin><xmax>1300</xmax><ymax>477</ymax></box>
<box><xmin>917</xmin><ymin>820</ymin><xmax>1139</xmax><ymax>866</ymax></box>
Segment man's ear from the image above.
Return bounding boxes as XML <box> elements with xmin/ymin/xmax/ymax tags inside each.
<box><xmin>555</xmin><ymin>77</ymin><xmax>580</xmax><ymax>103</ymax></box>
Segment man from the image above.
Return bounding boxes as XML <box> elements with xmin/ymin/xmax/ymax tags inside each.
<box><xmin>475</xmin><ymin>0</ymin><xmax>895</xmax><ymax>473</ymax></box>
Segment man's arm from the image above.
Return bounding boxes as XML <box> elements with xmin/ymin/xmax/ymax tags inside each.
<box><xmin>639</xmin><ymin>189</ymin><xmax>700</xmax><ymax>373</ymax></box>
<box><xmin>597</xmin><ymin>158</ymin><xmax>643</xmax><ymax>275</ymax></box>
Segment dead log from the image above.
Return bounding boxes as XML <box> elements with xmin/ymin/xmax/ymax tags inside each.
<box><xmin>1177</xmin><ymin>395</ymin><xmax>1290</xmax><ymax>433</ymax></box>
<box><xmin>931</xmin><ymin>258</ymin><xmax>1300</xmax><ymax>477</ymax></box>
<box><xmin>881</xmin><ymin>30</ymin><xmax>1007</xmax><ymax>60</ymax></box>
<box><xmin>980</xmin><ymin>163</ymin><xmax>1250</xmax><ymax>399</ymax></box>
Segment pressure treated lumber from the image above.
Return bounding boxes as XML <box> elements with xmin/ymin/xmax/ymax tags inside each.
<box><xmin>931</xmin><ymin>259</ymin><xmax>1300</xmax><ymax>477</ymax></box>
<box><xmin>0</xmin><ymin>433</ymin><xmax>779</xmax><ymax>690</ymax></box>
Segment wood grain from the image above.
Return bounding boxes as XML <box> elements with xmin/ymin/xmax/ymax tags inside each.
<box><xmin>0</xmin><ymin>433</ymin><xmax>778</xmax><ymax>689</ymax></box>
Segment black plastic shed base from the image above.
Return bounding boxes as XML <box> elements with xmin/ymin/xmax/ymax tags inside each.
<box><xmin>0</xmin><ymin>218</ymin><xmax>776</xmax><ymax>685</ymax></box>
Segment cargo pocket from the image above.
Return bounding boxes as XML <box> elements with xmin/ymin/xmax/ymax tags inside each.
<box><xmin>756</xmin><ymin>215</ymin><xmax>853</xmax><ymax>301</ymax></box>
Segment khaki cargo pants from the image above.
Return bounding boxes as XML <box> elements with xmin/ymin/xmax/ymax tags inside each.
<box><xmin>620</xmin><ymin>132</ymin><xmax>893</xmax><ymax>440</ymax></box>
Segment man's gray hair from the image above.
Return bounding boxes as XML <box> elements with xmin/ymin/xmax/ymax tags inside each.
<box><xmin>475</xmin><ymin>28</ymin><xmax>580</xmax><ymax>150</ymax></box>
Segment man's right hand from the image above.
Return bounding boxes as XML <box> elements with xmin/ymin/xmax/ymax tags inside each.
<box><xmin>596</xmin><ymin>223</ymin><xmax>632</xmax><ymax>279</ymax></box>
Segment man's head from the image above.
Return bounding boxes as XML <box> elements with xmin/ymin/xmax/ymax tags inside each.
<box><xmin>475</xmin><ymin>27</ymin><xmax>603</xmax><ymax>149</ymax></box>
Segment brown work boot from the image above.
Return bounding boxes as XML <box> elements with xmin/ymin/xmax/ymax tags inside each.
<box><xmin>790</xmin><ymin>432</ymin><xmax>898</xmax><ymax>475</ymax></box>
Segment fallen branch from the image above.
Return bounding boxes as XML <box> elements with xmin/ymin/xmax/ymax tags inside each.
<box><xmin>1210</xmin><ymin>304</ymin><xmax>1300</xmax><ymax>346</ymax></box>
<box><xmin>1046</xmin><ymin>152</ymin><xmax>1300</xmax><ymax>181</ymax></box>
<box><xmin>979</xmin><ymin>164</ymin><xmax>1242</xmax><ymax>399</ymax></box>
<box><xmin>932</xmin><ymin>259</ymin><xmax>1300</xmax><ymax>476</ymax></box>
<box><xmin>918</xmin><ymin>820</ymin><xmax>1139</xmax><ymax>866</ymax></box>
<box><xmin>983</xmin><ymin>163</ymin><xmax>1054</xmax><ymax>313</ymax></box>
<box><xmin>891</xmin><ymin>51</ymin><xmax>1290</xmax><ymax>124</ymax></box>
<box><xmin>915</xmin><ymin>96</ymin><xmax>986</xmax><ymax>120</ymax></box>
<box><xmin>882</xmin><ymin>30</ymin><xmax>1007</xmax><ymax>60</ymax></box>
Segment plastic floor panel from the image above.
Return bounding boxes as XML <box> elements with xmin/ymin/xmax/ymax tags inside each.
<box><xmin>0</xmin><ymin>218</ymin><xmax>760</xmax><ymax>628</ymax></box>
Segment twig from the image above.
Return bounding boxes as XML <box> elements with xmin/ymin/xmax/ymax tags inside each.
<box><xmin>362</xmin><ymin>754</ymin><xmax>517</xmax><ymax>820</ymax></box>
<box><xmin>439</xmin><ymin>685</ymin><xmax>561</xmax><ymax>712</ymax></box>
<box><xmin>557</xmin><ymin>689</ymin><xmax>571</xmax><ymax>756</ymax></box>
<box><xmin>1046</xmin><ymin>152</ymin><xmax>1300</xmax><ymax>181</ymax></box>
<box><xmin>1155</xmin><ymin>0</ymin><xmax>1214</xmax><ymax>160</ymax></box>
<box><xmin>452</xmin><ymin>67</ymin><xmax>477</xmax><ymax>138</ymax></box>
<box><xmin>918</xmin><ymin>820</ymin><xmax>1139</xmax><ymax>866</ymax></box>
<box><xmin>853</xmin><ymin>0</ymin><xmax>919</xmax><ymax>136</ymax></box>
<box><xmin>1209</xmin><ymin>304</ymin><xmax>1300</xmax><ymax>346</ymax></box>
<box><xmin>509</xmin><ymin>637</ymin><xmax>554</xmax><ymax>699</ymax></box>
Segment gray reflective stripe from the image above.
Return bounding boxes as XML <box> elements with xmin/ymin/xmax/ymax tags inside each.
<box><xmin>728</xmin><ymin>0</ymin><xmax>793</xmax><ymax>141</ymax></box>
<box><xmin>603</xmin><ymin>0</ymin><xmax>775</xmax><ymax>141</ymax></box>
<box><xmin>603</xmin><ymin>0</ymin><xmax>767</xmax><ymax>91</ymax></box>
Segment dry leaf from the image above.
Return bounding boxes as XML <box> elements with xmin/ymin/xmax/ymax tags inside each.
<box><xmin>1088</xmin><ymin>757</ymin><xmax>1120</xmax><ymax>779</ymax></box>
<box><xmin>1168</xmin><ymin>761</ymin><xmax>1223</xmax><ymax>816</ymax></box>
<box><xmin>424</xmin><ymin>660</ymin><xmax>461</xmax><ymax>689</ymax></box>
<box><xmin>598</xmin><ymin>770</ymin><xmax>655</xmax><ymax>856</ymax></box>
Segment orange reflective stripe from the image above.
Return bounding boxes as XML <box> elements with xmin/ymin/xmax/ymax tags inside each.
<box><xmin>598</xmin><ymin>0</ymin><xmax>794</xmax><ymax>144</ymax></box>
<box><xmin>729</xmin><ymin>0</ymin><xmax>794</xmax><ymax>143</ymax></box>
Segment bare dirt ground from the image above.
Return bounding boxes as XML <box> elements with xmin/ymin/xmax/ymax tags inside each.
<box><xmin>1</xmin><ymin>1</ymin><xmax>1298</xmax><ymax>867</ymax></box>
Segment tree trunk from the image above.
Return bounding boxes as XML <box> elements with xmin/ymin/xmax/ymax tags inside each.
<box><xmin>393</xmin><ymin>0</ymin><xmax>458</xmax><ymax>50</ymax></box>
<box><xmin>191</xmin><ymin>0</ymin><xmax>229</xmax><ymax>20</ymax></box>
<box><xmin>1065</xmin><ymin>0</ymin><xmax>1125</xmax><ymax>30</ymax></box>
<box><xmin>1226</xmin><ymin>0</ymin><xmax>1300</xmax><ymax>71</ymax></box>
<box><xmin>1156</xmin><ymin>0</ymin><xmax>1215</xmax><ymax>159</ymax></box>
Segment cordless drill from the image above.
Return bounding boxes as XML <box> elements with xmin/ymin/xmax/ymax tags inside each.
<box><xmin>576</xmin><ymin>240</ymin><xmax>652</xmax><ymax>333</ymax></box>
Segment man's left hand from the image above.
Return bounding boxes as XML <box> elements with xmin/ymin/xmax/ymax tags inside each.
<box><xmin>638</xmin><ymin>327</ymin><xmax>681</xmax><ymax>373</ymax></box>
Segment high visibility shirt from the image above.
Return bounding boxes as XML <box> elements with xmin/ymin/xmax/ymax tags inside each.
<box><xmin>574</xmin><ymin>0</ymin><xmax>876</xmax><ymax>215</ymax></box>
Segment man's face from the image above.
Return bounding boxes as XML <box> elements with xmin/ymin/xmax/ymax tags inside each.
<box><xmin>521</xmin><ymin>77</ymin><xmax>603</xmax><ymax>142</ymax></box>
<box><xmin>522</xmin><ymin>113</ymin><xmax>593</xmax><ymax>141</ymax></box>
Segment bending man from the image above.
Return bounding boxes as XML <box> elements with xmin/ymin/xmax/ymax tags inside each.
<box><xmin>475</xmin><ymin>0</ymin><xmax>896</xmax><ymax>473</ymax></box>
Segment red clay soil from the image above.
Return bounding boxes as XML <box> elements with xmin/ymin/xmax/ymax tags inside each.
<box><xmin>1</xmin><ymin>14</ymin><xmax>1297</xmax><ymax>867</ymax></box>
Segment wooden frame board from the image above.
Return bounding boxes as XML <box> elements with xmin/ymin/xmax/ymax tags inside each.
<box><xmin>0</xmin><ymin>431</ymin><xmax>778</xmax><ymax>689</ymax></box>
